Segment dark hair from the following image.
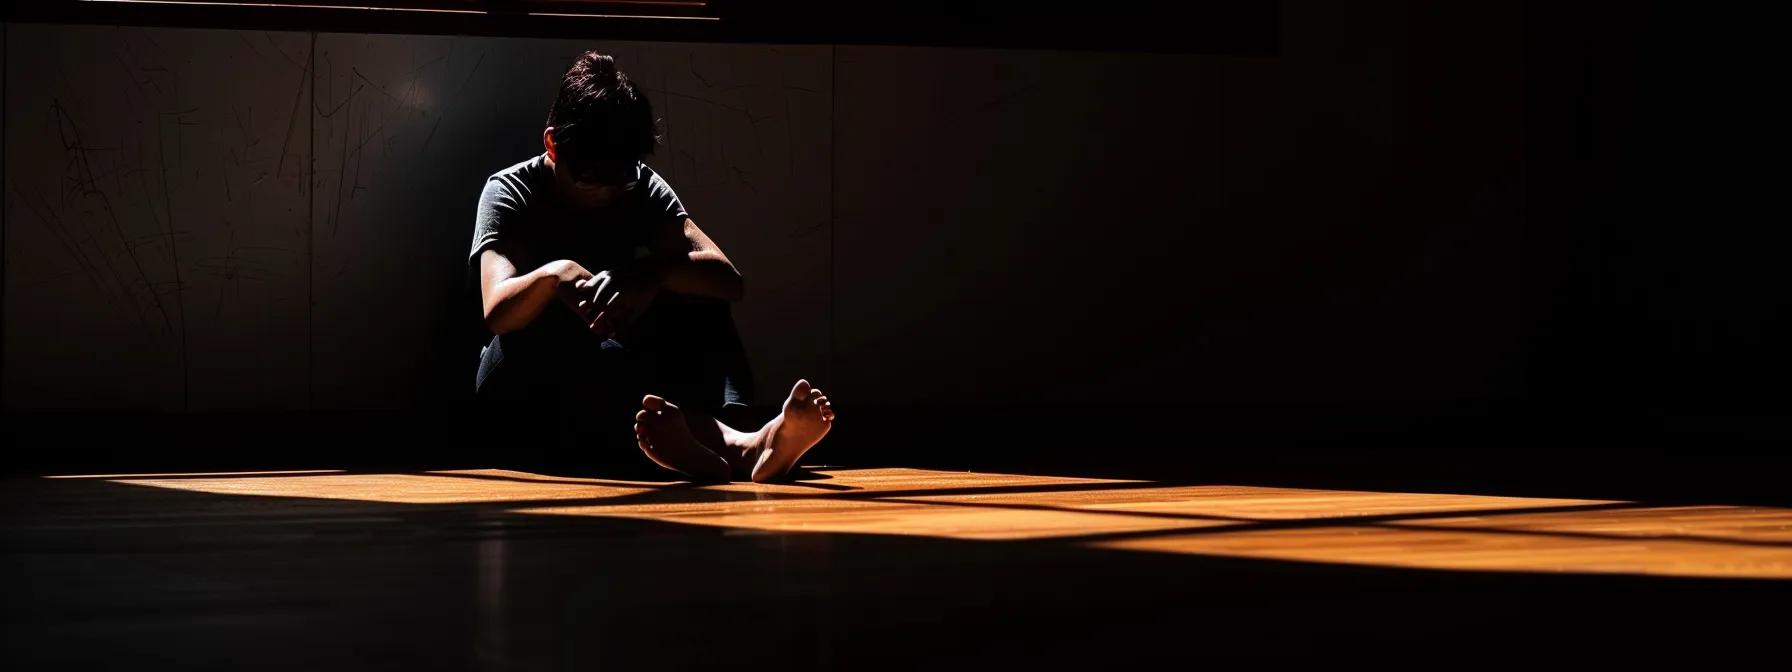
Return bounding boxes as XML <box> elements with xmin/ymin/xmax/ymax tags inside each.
<box><xmin>547</xmin><ymin>51</ymin><xmax>659</xmax><ymax>173</ymax></box>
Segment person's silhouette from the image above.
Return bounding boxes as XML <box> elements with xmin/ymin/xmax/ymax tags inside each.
<box><xmin>470</xmin><ymin>51</ymin><xmax>833</xmax><ymax>482</ymax></box>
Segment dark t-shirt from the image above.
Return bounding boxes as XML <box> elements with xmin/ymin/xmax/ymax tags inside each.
<box><xmin>469</xmin><ymin>152</ymin><xmax>688</xmax><ymax>276</ymax></box>
<box><xmin>468</xmin><ymin>153</ymin><xmax>689</xmax><ymax>366</ymax></box>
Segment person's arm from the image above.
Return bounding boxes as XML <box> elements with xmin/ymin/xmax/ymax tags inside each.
<box><xmin>479</xmin><ymin>241</ymin><xmax>594</xmax><ymax>335</ymax></box>
<box><xmin>638</xmin><ymin>216</ymin><xmax>744</xmax><ymax>302</ymax></box>
<box><xmin>606</xmin><ymin>172</ymin><xmax>740</xmax><ymax>303</ymax></box>
<box><xmin>575</xmin><ymin>217</ymin><xmax>743</xmax><ymax>339</ymax></box>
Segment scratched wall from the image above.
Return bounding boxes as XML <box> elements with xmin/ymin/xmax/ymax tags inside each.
<box><xmin>3</xmin><ymin>25</ymin><xmax>832</xmax><ymax>412</ymax></box>
<box><xmin>4</xmin><ymin>26</ymin><xmax>314</xmax><ymax>412</ymax></box>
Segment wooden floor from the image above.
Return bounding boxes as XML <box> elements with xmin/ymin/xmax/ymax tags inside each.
<box><xmin>6</xmin><ymin>466</ymin><xmax>1790</xmax><ymax>666</ymax></box>
<box><xmin>51</xmin><ymin>466</ymin><xmax>1792</xmax><ymax>579</ymax></box>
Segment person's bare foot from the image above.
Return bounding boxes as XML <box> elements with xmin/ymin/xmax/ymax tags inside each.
<box><xmin>746</xmin><ymin>379</ymin><xmax>836</xmax><ymax>483</ymax></box>
<box><xmin>634</xmin><ymin>395</ymin><xmax>731</xmax><ymax>483</ymax></box>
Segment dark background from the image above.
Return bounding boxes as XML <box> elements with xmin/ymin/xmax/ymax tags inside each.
<box><xmin>2</xmin><ymin>2</ymin><xmax>1785</xmax><ymax>500</ymax></box>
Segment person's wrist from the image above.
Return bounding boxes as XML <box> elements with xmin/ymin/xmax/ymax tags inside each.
<box><xmin>543</xmin><ymin>260</ymin><xmax>570</xmax><ymax>283</ymax></box>
<box><xmin>552</xmin><ymin>260</ymin><xmax>593</xmax><ymax>285</ymax></box>
<box><xmin>535</xmin><ymin>264</ymin><xmax>563</xmax><ymax>288</ymax></box>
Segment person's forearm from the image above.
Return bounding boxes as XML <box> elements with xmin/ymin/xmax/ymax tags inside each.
<box><xmin>484</xmin><ymin>260</ymin><xmax>584</xmax><ymax>334</ymax></box>
<box><xmin>637</xmin><ymin>252</ymin><xmax>743</xmax><ymax>302</ymax></box>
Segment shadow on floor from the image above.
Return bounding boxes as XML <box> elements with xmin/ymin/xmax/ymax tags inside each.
<box><xmin>4</xmin><ymin>468</ymin><xmax>1789</xmax><ymax>668</ymax></box>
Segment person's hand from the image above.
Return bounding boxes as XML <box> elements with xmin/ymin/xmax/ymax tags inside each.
<box><xmin>575</xmin><ymin>268</ymin><xmax>659</xmax><ymax>339</ymax></box>
<box><xmin>548</xmin><ymin>260</ymin><xmax>596</xmax><ymax>315</ymax></box>
<box><xmin>550</xmin><ymin>260</ymin><xmax>595</xmax><ymax>316</ymax></box>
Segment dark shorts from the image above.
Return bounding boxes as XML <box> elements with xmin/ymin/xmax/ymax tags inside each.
<box><xmin>474</xmin><ymin>294</ymin><xmax>754</xmax><ymax>459</ymax></box>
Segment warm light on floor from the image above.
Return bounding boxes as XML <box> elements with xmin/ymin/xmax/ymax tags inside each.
<box><xmin>85</xmin><ymin>467</ymin><xmax>1792</xmax><ymax>579</ymax></box>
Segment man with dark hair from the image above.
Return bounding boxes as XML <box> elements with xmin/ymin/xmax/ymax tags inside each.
<box><xmin>470</xmin><ymin>51</ymin><xmax>833</xmax><ymax>483</ymax></box>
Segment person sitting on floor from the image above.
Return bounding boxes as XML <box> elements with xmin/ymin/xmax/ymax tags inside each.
<box><xmin>469</xmin><ymin>51</ymin><xmax>834</xmax><ymax>482</ymax></box>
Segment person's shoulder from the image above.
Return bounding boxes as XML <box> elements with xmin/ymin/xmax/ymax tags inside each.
<box><xmin>489</xmin><ymin>152</ymin><xmax>547</xmax><ymax>182</ymax></box>
<box><xmin>638</xmin><ymin>163</ymin><xmax>680</xmax><ymax>199</ymax></box>
<box><xmin>634</xmin><ymin>164</ymin><xmax>690</xmax><ymax>222</ymax></box>
<box><xmin>484</xmin><ymin>153</ymin><xmax>550</xmax><ymax>201</ymax></box>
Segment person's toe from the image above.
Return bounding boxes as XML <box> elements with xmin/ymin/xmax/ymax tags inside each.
<box><xmin>642</xmin><ymin>394</ymin><xmax>668</xmax><ymax>412</ymax></box>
